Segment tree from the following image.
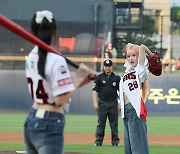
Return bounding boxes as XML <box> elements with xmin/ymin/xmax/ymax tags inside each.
<box><xmin>171</xmin><ymin>6</ymin><xmax>180</xmax><ymax>34</ymax></box>
<box><xmin>130</xmin><ymin>15</ymin><xmax>158</xmax><ymax>51</ymax></box>
<box><xmin>141</xmin><ymin>15</ymin><xmax>157</xmax><ymax>35</ymax></box>
<box><xmin>171</xmin><ymin>6</ymin><xmax>180</xmax><ymax>25</ymax></box>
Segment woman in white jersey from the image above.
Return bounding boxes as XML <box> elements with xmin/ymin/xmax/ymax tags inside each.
<box><xmin>24</xmin><ymin>10</ymin><xmax>96</xmax><ymax>154</ymax></box>
<box><xmin>119</xmin><ymin>43</ymin><xmax>153</xmax><ymax>154</ymax></box>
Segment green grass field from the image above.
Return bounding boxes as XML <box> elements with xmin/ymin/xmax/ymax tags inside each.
<box><xmin>0</xmin><ymin>113</ymin><xmax>180</xmax><ymax>153</ymax></box>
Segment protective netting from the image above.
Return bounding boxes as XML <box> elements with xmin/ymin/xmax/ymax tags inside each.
<box><xmin>0</xmin><ymin>20</ymin><xmax>107</xmax><ymax>70</ymax></box>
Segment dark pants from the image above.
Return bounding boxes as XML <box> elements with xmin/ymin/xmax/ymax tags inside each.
<box><xmin>95</xmin><ymin>98</ymin><xmax>119</xmax><ymax>145</ymax></box>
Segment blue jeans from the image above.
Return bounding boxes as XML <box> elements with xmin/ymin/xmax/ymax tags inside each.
<box><xmin>24</xmin><ymin>107</ymin><xmax>65</xmax><ymax>154</ymax></box>
<box><xmin>124</xmin><ymin>103</ymin><xmax>149</xmax><ymax>154</ymax></box>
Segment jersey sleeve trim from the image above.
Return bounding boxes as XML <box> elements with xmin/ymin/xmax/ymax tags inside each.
<box><xmin>53</xmin><ymin>84</ymin><xmax>75</xmax><ymax>96</ymax></box>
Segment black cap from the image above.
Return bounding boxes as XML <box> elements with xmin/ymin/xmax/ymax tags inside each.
<box><xmin>103</xmin><ymin>59</ymin><xmax>113</xmax><ymax>67</ymax></box>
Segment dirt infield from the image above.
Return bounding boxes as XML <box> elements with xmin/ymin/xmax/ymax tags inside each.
<box><xmin>0</xmin><ymin>132</ymin><xmax>180</xmax><ymax>146</ymax></box>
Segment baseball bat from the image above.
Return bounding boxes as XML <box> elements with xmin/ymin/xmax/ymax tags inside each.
<box><xmin>0</xmin><ymin>14</ymin><xmax>79</xmax><ymax>69</ymax></box>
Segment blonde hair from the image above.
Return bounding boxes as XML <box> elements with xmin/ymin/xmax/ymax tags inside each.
<box><xmin>123</xmin><ymin>44</ymin><xmax>140</xmax><ymax>58</ymax></box>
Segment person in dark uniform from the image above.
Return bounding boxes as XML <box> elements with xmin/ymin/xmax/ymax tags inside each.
<box><xmin>92</xmin><ymin>59</ymin><xmax>120</xmax><ymax>147</ymax></box>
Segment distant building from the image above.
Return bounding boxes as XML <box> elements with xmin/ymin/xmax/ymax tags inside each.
<box><xmin>114</xmin><ymin>0</ymin><xmax>171</xmax><ymax>58</ymax></box>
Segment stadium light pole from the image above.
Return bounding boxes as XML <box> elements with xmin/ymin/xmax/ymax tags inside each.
<box><xmin>170</xmin><ymin>3</ymin><xmax>175</xmax><ymax>73</ymax></box>
<box><xmin>127</xmin><ymin>0</ymin><xmax>132</xmax><ymax>42</ymax></box>
<box><xmin>93</xmin><ymin>3</ymin><xmax>99</xmax><ymax>37</ymax></box>
<box><xmin>160</xmin><ymin>15</ymin><xmax>163</xmax><ymax>58</ymax></box>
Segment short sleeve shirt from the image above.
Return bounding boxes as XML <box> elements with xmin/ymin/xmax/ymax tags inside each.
<box><xmin>93</xmin><ymin>72</ymin><xmax>120</xmax><ymax>100</ymax></box>
<box><xmin>25</xmin><ymin>46</ymin><xmax>75</xmax><ymax>104</ymax></box>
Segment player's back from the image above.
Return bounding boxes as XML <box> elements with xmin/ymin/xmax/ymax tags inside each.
<box><xmin>25</xmin><ymin>46</ymin><xmax>74</xmax><ymax>104</ymax></box>
<box><xmin>25</xmin><ymin>46</ymin><xmax>57</xmax><ymax>104</ymax></box>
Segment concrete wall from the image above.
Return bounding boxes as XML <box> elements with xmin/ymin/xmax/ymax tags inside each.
<box><xmin>0</xmin><ymin>70</ymin><xmax>180</xmax><ymax>115</ymax></box>
<box><xmin>0</xmin><ymin>70</ymin><xmax>32</xmax><ymax>111</ymax></box>
<box><xmin>172</xmin><ymin>35</ymin><xmax>180</xmax><ymax>59</ymax></box>
<box><xmin>0</xmin><ymin>0</ymin><xmax>113</xmax><ymax>23</ymax></box>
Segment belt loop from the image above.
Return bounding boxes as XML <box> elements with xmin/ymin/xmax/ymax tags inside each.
<box><xmin>46</xmin><ymin>111</ymin><xmax>49</xmax><ymax>118</ymax></box>
<box><xmin>31</xmin><ymin>107</ymin><xmax>36</xmax><ymax>116</ymax></box>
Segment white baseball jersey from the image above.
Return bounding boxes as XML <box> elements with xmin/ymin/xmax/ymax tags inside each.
<box><xmin>119</xmin><ymin>59</ymin><xmax>148</xmax><ymax>119</ymax></box>
<box><xmin>25</xmin><ymin>46</ymin><xmax>75</xmax><ymax>104</ymax></box>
